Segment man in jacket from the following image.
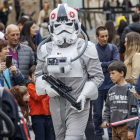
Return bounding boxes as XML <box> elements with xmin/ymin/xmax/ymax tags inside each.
<box><xmin>5</xmin><ymin>24</ymin><xmax>35</xmax><ymax>85</ymax></box>
<box><xmin>120</xmin><ymin>13</ymin><xmax>140</xmax><ymax>55</ymax></box>
<box><xmin>16</xmin><ymin>16</ymin><xmax>29</xmax><ymax>32</ymax></box>
<box><xmin>94</xmin><ymin>26</ymin><xmax>119</xmax><ymax>140</ymax></box>
<box><xmin>135</xmin><ymin>3</ymin><xmax>140</xmax><ymax>14</ymax></box>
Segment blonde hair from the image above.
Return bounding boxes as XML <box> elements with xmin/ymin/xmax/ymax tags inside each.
<box><xmin>18</xmin><ymin>86</ymin><xmax>28</xmax><ymax>97</ymax></box>
<box><xmin>43</xmin><ymin>2</ymin><xmax>49</xmax><ymax>9</ymax></box>
<box><xmin>124</xmin><ymin>32</ymin><xmax>140</xmax><ymax>66</ymax></box>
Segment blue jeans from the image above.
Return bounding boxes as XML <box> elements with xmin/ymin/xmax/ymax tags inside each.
<box><xmin>93</xmin><ymin>89</ymin><xmax>112</xmax><ymax>140</ymax></box>
<box><xmin>32</xmin><ymin>116</ymin><xmax>55</xmax><ymax>140</ymax></box>
<box><xmin>136</xmin><ymin>104</ymin><xmax>140</xmax><ymax>140</ymax></box>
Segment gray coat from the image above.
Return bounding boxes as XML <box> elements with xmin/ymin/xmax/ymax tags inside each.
<box><xmin>17</xmin><ymin>43</ymin><xmax>35</xmax><ymax>84</ymax></box>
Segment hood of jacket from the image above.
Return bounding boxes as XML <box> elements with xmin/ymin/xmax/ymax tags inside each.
<box><xmin>20</xmin><ymin>35</ymin><xmax>27</xmax><ymax>42</ymax></box>
<box><xmin>128</xmin><ymin>22</ymin><xmax>140</xmax><ymax>33</ymax></box>
<box><xmin>26</xmin><ymin>79</ymin><xmax>33</xmax><ymax>87</ymax></box>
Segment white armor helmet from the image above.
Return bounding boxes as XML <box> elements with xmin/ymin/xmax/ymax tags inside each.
<box><xmin>48</xmin><ymin>4</ymin><xmax>81</xmax><ymax>45</ymax></box>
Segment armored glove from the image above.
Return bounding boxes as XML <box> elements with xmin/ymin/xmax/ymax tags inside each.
<box><xmin>36</xmin><ymin>75</ymin><xmax>60</xmax><ymax>97</ymax></box>
<box><xmin>71</xmin><ymin>81</ymin><xmax>98</xmax><ymax>112</ymax></box>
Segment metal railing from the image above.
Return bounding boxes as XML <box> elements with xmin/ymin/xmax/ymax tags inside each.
<box><xmin>78</xmin><ymin>9</ymin><xmax>135</xmax><ymax>43</ymax></box>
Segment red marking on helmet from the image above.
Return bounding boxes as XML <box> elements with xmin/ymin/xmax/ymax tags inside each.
<box><xmin>51</xmin><ymin>13</ymin><xmax>56</xmax><ymax>20</ymax></box>
<box><xmin>63</xmin><ymin>31</ymin><xmax>65</xmax><ymax>33</ymax></box>
<box><xmin>76</xmin><ymin>7</ymin><xmax>80</xmax><ymax>11</ymax></box>
<box><xmin>69</xmin><ymin>11</ymin><xmax>75</xmax><ymax>18</ymax></box>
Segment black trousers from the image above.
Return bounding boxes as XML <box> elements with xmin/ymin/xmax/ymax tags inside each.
<box><xmin>85</xmin><ymin>100</ymin><xmax>95</xmax><ymax>140</ymax></box>
<box><xmin>16</xmin><ymin>12</ymin><xmax>20</xmax><ymax>21</ymax></box>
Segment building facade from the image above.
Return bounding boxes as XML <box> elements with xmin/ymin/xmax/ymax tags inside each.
<box><xmin>0</xmin><ymin>0</ymin><xmax>55</xmax><ymax>25</ymax></box>
<box><xmin>0</xmin><ymin>0</ymin><xmax>139</xmax><ymax>25</ymax></box>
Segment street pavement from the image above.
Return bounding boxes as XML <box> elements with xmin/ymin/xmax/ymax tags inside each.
<box><xmin>30</xmin><ymin>128</ymin><xmax>109</xmax><ymax>140</ymax></box>
<box><xmin>29</xmin><ymin>102</ymin><xmax>109</xmax><ymax>140</ymax></box>
<box><xmin>30</xmin><ymin>130</ymin><xmax>109</xmax><ymax>140</ymax></box>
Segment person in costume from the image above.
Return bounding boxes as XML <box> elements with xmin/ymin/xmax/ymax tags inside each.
<box><xmin>35</xmin><ymin>4</ymin><xmax>104</xmax><ymax>140</ymax></box>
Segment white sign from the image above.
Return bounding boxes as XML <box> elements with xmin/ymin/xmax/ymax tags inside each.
<box><xmin>62</xmin><ymin>0</ymin><xmax>83</xmax><ymax>8</ymax></box>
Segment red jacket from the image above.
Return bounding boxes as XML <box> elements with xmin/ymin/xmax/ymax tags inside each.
<box><xmin>27</xmin><ymin>83</ymin><xmax>51</xmax><ymax>116</ymax></box>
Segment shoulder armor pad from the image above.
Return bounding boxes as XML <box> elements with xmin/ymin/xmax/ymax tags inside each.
<box><xmin>40</xmin><ymin>43</ymin><xmax>48</xmax><ymax>59</ymax></box>
<box><xmin>81</xmin><ymin>41</ymin><xmax>98</xmax><ymax>59</ymax></box>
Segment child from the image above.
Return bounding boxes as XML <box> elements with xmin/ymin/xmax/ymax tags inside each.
<box><xmin>102</xmin><ymin>61</ymin><xmax>138</xmax><ymax>140</ymax></box>
<box><xmin>26</xmin><ymin>65</ymin><xmax>55</xmax><ymax>140</ymax></box>
<box><xmin>10</xmin><ymin>85</ymin><xmax>30</xmax><ymax>124</ymax></box>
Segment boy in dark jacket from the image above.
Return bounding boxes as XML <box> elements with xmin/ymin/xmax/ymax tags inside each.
<box><xmin>26</xmin><ymin>65</ymin><xmax>55</xmax><ymax>140</ymax></box>
<box><xmin>102</xmin><ymin>61</ymin><xmax>138</xmax><ymax>140</ymax></box>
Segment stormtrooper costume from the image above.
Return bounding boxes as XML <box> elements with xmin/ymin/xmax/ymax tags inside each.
<box><xmin>35</xmin><ymin>4</ymin><xmax>104</xmax><ymax>140</ymax></box>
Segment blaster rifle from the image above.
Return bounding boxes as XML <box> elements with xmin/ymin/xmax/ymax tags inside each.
<box><xmin>42</xmin><ymin>75</ymin><xmax>81</xmax><ymax>110</ymax></box>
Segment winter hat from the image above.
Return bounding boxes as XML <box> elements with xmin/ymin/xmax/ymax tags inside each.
<box><xmin>117</xmin><ymin>16</ymin><xmax>127</xmax><ymax>26</ymax></box>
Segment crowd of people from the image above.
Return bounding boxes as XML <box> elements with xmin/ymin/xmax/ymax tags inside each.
<box><xmin>103</xmin><ymin>0</ymin><xmax>132</xmax><ymax>21</ymax></box>
<box><xmin>0</xmin><ymin>1</ymin><xmax>140</xmax><ymax>140</ymax></box>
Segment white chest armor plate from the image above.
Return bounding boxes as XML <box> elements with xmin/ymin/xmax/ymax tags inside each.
<box><xmin>49</xmin><ymin>38</ymin><xmax>83</xmax><ymax>78</ymax></box>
